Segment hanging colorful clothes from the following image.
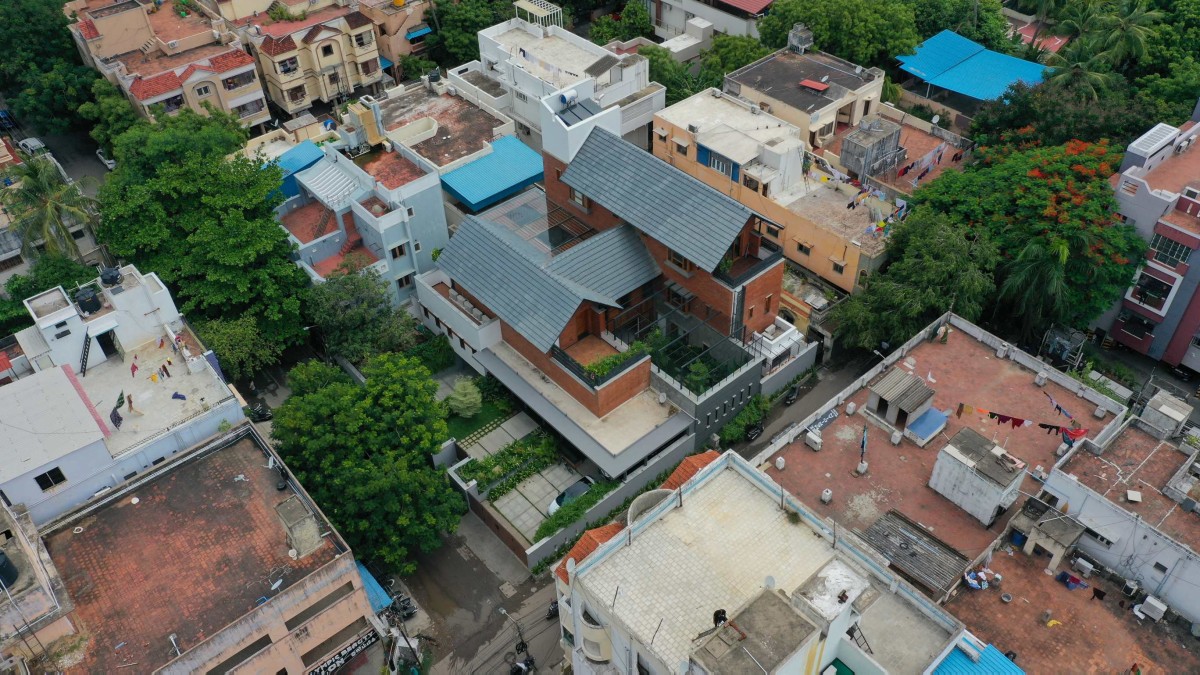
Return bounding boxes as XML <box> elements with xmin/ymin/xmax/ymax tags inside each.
<box><xmin>997</xmin><ymin>414</ymin><xmax>1012</xmax><ymax>425</ymax></box>
<box><xmin>956</xmin><ymin>403</ymin><xmax>965</xmax><ymax>418</ymax></box>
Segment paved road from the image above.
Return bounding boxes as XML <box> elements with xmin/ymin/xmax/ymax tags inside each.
<box><xmin>39</xmin><ymin>129</ymin><xmax>109</xmax><ymax>195</ymax></box>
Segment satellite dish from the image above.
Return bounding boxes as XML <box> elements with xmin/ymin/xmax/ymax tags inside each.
<box><xmin>765</xmin><ymin>575</ymin><xmax>776</xmax><ymax>589</ymax></box>
<box><xmin>931</xmin><ymin>115</ymin><xmax>941</xmax><ymax>125</ymax></box>
<box><xmin>811</xmin><ymin>111</ymin><xmax>821</xmax><ymax>123</ymax></box>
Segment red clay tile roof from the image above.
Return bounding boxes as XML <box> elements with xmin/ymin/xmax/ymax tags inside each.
<box><xmin>177</xmin><ymin>64</ymin><xmax>214</xmax><ymax>81</ymax></box>
<box><xmin>302</xmin><ymin>24</ymin><xmax>340</xmax><ymax>44</ymax></box>
<box><xmin>128</xmin><ymin>71</ymin><xmax>183</xmax><ymax>101</ymax></box>
<box><xmin>78</xmin><ymin>18</ymin><xmax>99</xmax><ymax>39</ymax></box>
<box><xmin>659</xmin><ymin>450</ymin><xmax>720</xmax><ymax>491</ymax></box>
<box><xmin>209</xmin><ymin>48</ymin><xmax>255</xmax><ymax>72</ymax></box>
<box><xmin>260</xmin><ymin>35</ymin><xmax>298</xmax><ymax>56</ymax></box>
<box><xmin>344</xmin><ymin>10</ymin><xmax>372</xmax><ymax>29</ymax></box>
<box><xmin>555</xmin><ymin>523</ymin><xmax>624</xmax><ymax>584</ymax></box>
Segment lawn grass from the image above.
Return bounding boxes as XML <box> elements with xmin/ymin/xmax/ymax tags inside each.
<box><xmin>446</xmin><ymin>400</ymin><xmax>509</xmax><ymax>442</ymax></box>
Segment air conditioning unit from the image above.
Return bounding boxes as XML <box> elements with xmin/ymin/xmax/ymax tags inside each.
<box><xmin>805</xmin><ymin>431</ymin><xmax>822</xmax><ymax>452</ymax></box>
<box><xmin>167</xmin><ymin>40</ymin><xmax>178</xmax><ymax>49</ymax></box>
<box><xmin>1123</xmin><ymin>580</ymin><xmax>1139</xmax><ymax>597</ymax></box>
<box><xmin>1073</xmin><ymin>558</ymin><xmax>1094</xmax><ymax>578</ymax></box>
<box><xmin>1141</xmin><ymin>595</ymin><xmax>1168</xmax><ymax>621</ymax></box>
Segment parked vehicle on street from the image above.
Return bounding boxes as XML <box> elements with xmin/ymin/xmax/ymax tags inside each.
<box><xmin>784</xmin><ymin>385</ymin><xmax>801</xmax><ymax>406</ymax></box>
<box><xmin>745</xmin><ymin>422</ymin><xmax>765</xmax><ymax>442</ymax></box>
<box><xmin>96</xmin><ymin>148</ymin><xmax>117</xmax><ymax>170</ymax></box>
<box><xmin>0</xmin><ymin>110</ymin><xmax>16</xmax><ymax>131</ymax></box>
<box><xmin>17</xmin><ymin>137</ymin><xmax>45</xmax><ymax>154</ymax></box>
<box><xmin>547</xmin><ymin>477</ymin><xmax>594</xmax><ymax>515</ymax></box>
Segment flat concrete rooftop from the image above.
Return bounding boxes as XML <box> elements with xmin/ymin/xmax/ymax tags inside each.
<box><xmin>490</xmin><ymin>341</ymin><xmax>669</xmax><ymax>455</ymax></box>
<box><xmin>44</xmin><ymin>437</ymin><xmax>338</xmax><ymax>673</ymax></box>
<box><xmin>379</xmin><ymin>90</ymin><xmax>506</xmax><ymax>167</ymax></box>
<box><xmin>1061</xmin><ymin>427</ymin><xmax>1200</xmax><ymax>553</ymax></box>
<box><xmin>777</xmin><ymin>169</ymin><xmax>893</xmax><ymax>256</ymax></box>
<box><xmin>765</xmin><ymin>330</ymin><xmax>1112</xmax><ymax>561</ymax></box>
<box><xmin>492</xmin><ymin>27</ymin><xmax>600</xmax><ymax>88</ymax></box>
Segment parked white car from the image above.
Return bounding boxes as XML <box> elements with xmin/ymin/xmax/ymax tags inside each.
<box><xmin>547</xmin><ymin>477</ymin><xmax>595</xmax><ymax>516</ymax></box>
<box><xmin>17</xmin><ymin>137</ymin><xmax>45</xmax><ymax>154</ymax></box>
<box><xmin>96</xmin><ymin>148</ymin><xmax>117</xmax><ymax>170</ymax></box>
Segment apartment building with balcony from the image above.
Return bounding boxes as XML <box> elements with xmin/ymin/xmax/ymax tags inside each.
<box><xmin>1100</xmin><ymin>104</ymin><xmax>1200</xmax><ymax>369</ymax></box>
<box><xmin>643</xmin><ymin>0</ymin><xmax>771</xmax><ymax>40</ymax></box>
<box><xmin>653</xmin><ymin>87</ymin><xmax>899</xmax><ymax>297</ymax></box>
<box><xmin>417</xmin><ymin>123</ymin><xmax>814</xmax><ymax>479</ymax></box>
<box><xmin>264</xmin><ymin>129</ymin><xmax>448</xmax><ymax>305</ymax></box>
<box><xmin>549</xmin><ymin>449</ymin><xmax>1027</xmax><ymax>675</ymax></box>
<box><xmin>358</xmin><ymin>0</ymin><xmax>433</xmax><ymax>73</ymax></box>
<box><xmin>66</xmin><ymin>0</ymin><xmax>271</xmax><ymax>126</ymax></box>
<box><xmin>452</xmin><ymin>4</ymin><xmax>665</xmax><ymax>151</ymax></box>
<box><xmin>230</xmin><ymin>2</ymin><xmax>383</xmax><ymax>117</ymax></box>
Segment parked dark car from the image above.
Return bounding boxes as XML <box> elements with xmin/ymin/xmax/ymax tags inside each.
<box><xmin>0</xmin><ymin>110</ymin><xmax>15</xmax><ymax>131</ymax></box>
<box><xmin>745</xmin><ymin>422</ymin><xmax>765</xmax><ymax>442</ymax></box>
<box><xmin>784</xmin><ymin>385</ymin><xmax>801</xmax><ymax>406</ymax></box>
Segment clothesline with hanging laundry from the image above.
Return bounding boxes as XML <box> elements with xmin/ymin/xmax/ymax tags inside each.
<box><xmin>954</xmin><ymin>402</ymin><xmax>1088</xmax><ymax>443</ymax></box>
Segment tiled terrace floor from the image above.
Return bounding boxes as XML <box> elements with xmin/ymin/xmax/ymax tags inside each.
<box><xmin>948</xmin><ymin>551</ymin><xmax>1200</xmax><ymax>674</ymax></box>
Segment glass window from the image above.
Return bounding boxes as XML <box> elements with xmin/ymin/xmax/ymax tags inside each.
<box><xmin>832</xmin><ymin>261</ymin><xmax>845</xmax><ymax>274</ymax></box>
<box><xmin>34</xmin><ymin>467</ymin><xmax>67</xmax><ymax>492</ymax></box>
<box><xmin>1150</xmin><ymin>232</ymin><xmax>1192</xmax><ymax>267</ymax></box>
<box><xmin>667</xmin><ymin>248</ymin><xmax>694</xmax><ymax>272</ymax></box>
<box><xmin>194</xmin><ymin>84</ymin><xmax>211</xmax><ymax>98</ymax></box>
<box><xmin>569</xmin><ymin>188</ymin><xmax>589</xmax><ymax>209</ymax></box>
<box><xmin>278</xmin><ymin>56</ymin><xmax>299</xmax><ymax>74</ymax></box>
<box><xmin>708</xmin><ymin>150</ymin><xmax>733</xmax><ymax>177</ymax></box>
<box><xmin>322</xmin><ymin>44</ymin><xmax>335</xmax><ymax>57</ymax></box>
<box><xmin>796</xmin><ymin>242</ymin><xmax>811</xmax><ymax>256</ymax></box>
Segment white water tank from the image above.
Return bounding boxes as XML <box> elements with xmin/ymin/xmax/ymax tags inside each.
<box><xmin>846</xmin><ymin>402</ymin><xmax>857</xmax><ymax>415</ymax></box>
<box><xmin>1035</xmin><ymin>371</ymin><xmax>1048</xmax><ymax>386</ymax></box>
<box><xmin>820</xmin><ymin>488</ymin><xmax>832</xmax><ymax>504</ymax></box>
<box><xmin>776</xmin><ymin>456</ymin><xmax>786</xmax><ymax>471</ymax></box>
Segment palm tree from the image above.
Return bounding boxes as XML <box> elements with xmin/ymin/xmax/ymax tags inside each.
<box><xmin>1098</xmin><ymin>0</ymin><xmax>1163</xmax><ymax>69</ymax></box>
<box><xmin>998</xmin><ymin>239</ymin><xmax>1069</xmax><ymax>339</ymax></box>
<box><xmin>0</xmin><ymin>155</ymin><xmax>97</xmax><ymax>261</ymax></box>
<box><xmin>1055</xmin><ymin>0</ymin><xmax>1107</xmax><ymax>40</ymax></box>
<box><xmin>1046</xmin><ymin>39</ymin><xmax>1121</xmax><ymax>100</ymax></box>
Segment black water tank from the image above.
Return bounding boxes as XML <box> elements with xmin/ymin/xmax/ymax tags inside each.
<box><xmin>0</xmin><ymin>550</ymin><xmax>18</xmax><ymax>588</ymax></box>
<box><xmin>75</xmin><ymin>287</ymin><xmax>102</xmax><ymax>314</ymax></box>
<box><xmin>100</xmin><ymin>267</ymin><xmax>122</xmax><ymax>287</ymax></box>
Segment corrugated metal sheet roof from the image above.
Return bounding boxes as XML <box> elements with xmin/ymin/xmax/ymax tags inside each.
<box><xmin>871</xmin><ymin>368</ymin><xmax>934</xmax><ymax>412</ymax></box>
<box><xmin>440</xmin><ymin>136</ymin><xmax>544</xmax><ymax>212</ymax></box>
<box><xmin>862</xmin><ymin>510</ymin><xmax>970</xmax><ymax>596</ymax></box>
<box><xmin>276</xmin><ymin>141</ymin><xmax>324</xmax><ymax>175</ymax></box>
<box><xmin>560</xmin><ymin>128</ymin><xmax>752</xmax><ymax>273</ymax></box>
<box><xmin>294</xmin><ymin>158</ymin><xmax>362</xmax><ymax>208</ymax></box>
<box><xmin>898</xmin><ymin>30</ymin><xmax>1046</xmax><ymax>101</ymax></box>
<box><xmin>933</xmin><ymin>639</ymin><xmax>1024</xmax><ymax>674</ymax></box>
<box><xmin>547</xmin><ymin>225</ymin><xmax>659</xmax><ymax>301</ymax></box>
<box><xmin>438</xmin><ymin>217</ymin><xmax>608</xmax><ymax>352</ymax></box>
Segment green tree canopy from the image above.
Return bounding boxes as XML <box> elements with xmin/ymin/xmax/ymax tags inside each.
<box><xmin>11</xmin><ymin>60</ymin><xmax>98</xmax><ymax>135</ymax></box>
<box><xmin>272</xmin><ymin>353</ymin><xmax>463</xmax><ymax>573</ymax></box>
<box><xmin>971</xmin><ymin>80</ymin><xmax>1155</xmax><ymax>149</ymax></box>
<box><xmin>1</xmin><ymin>155</ymin><xmax>97</xmax><ymax>260</ymax></box>
<box><xmin>698</xmin><ymin>35</ymin><xmax>771</xmax><ymax>84</ymax></box>
<box><xmin>306</xmin><ymin>268</ymin><xmax>422</xmax><ymax>365</ymax></box>
<box><xmin>4</xmin><ymin>254</ymin><xmax>97</xmax><ymax>301</ymax></box>
<box><xmin>287</xmin><ymin>360</ymin><xmax>352</xmax><ymax>397</ymax></box>
<box><xmin>898</xmin><ymin>0</ymin><xmax>1011</xmax><ymax>50</ymax></box>
<box><xmin>589</xmin><ymin>2</ymin><xmax>654</xmax><ymax>45</ymax></box>
<box><xmin>447</xmin><ymin>376</ymin><xmax>482</xmax><ymax>417</ymax></box>
<box><xmin>1136</xmin><ymin>56</ymin><xmax>1200</xmax><ymax>124</ymax></box>
<box><xmin>0</xmin><ymin>0</ymin><xmax>79</xmax><ymax>93</ymax></box>
<box><xmin>757</xmin><ymin>0</ymin><xmax>920</xmax><ymax>66</ymax></box>
<box><xmin>914</xmin><ymin>140</ymin><xmax>1145</xmax><ymax>338</ymax></box>
<box><xmin>195</xmin><ymin>315</ymin><xmax>283</xmax><ymax>382</ymax></box>
<box><xmin>98</xmin><ymin>111</ymin><xmax>308</xmax><ymax>348</ymax></box>
<box><xmin>426</xmin><ymin>0</ymin><xmax>513</xmax><ymax>65</ymax></box>
<box><xmin>77</xmin><ymin>79</ymin><xmax>140</xmax><ymax>154</ymax></box>
<box><xmin>833</xmin><ymin>209</ymin><xmax>998</xmax><ymax>351</ymax></box>
<box><xmin>639</xmin><ymin>45</ymin><xmax>707</xmax><ymax>105</ymax></box>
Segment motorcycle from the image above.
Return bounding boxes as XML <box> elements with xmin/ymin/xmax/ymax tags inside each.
<box><xmin>245</xmin><ymin>403</ymin><xmax>273</xmax><ymax>422</ymax></box>
<box><xmin>510</xmin><ymin>655</ymin><xmax>536</xmax><ymax>674</ymax></box>
<box><xmin>546</xmin><ymin>600</ymin><xmax>559</xmax><ymax>620</ymax></box>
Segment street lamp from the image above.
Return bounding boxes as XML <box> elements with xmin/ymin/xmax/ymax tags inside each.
<box><xmin>498</xmin><ymin>608</ymin><xmax>528</xmax><ymax>654</ymax></box>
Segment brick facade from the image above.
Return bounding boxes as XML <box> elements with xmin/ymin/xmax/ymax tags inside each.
<box><xmin>741</xmin><ymin>261</ymin><xmax>785</xmax><ymax>335</ymax></box>
<box><xmin>501</xmin><ymin>322</ymin><xmax>650</xmax><ymax>417</ymax></box>
<box><xmin>544</xmin><ymin>155</ymin><xmax>623</xmax><ymax>232</ymax></box>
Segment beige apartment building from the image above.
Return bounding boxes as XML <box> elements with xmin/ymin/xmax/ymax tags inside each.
<box><xmin>653</xmin><ymin>88</ymin><xmax>893</xmax><ymax>296</ymax></box>
<box><xmin>226</xmin><ymin>1</ymin><xmax>383</xmax><ymax>117</ymax></box>
<box><xmin>359</xmin><ymin>0</ymin><xmax>433</xmax><ymax>76</ymax></box>
<box><xmin>67</xmin><ymin>0</ymin><xmax>271</xmax><ymax>126</ymax></box>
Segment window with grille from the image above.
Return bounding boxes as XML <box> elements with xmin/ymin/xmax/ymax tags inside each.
<box><xmin>1151</xmin><ymin>233</ymin><xmax>1192</xmax><ymax>267</ymax></box>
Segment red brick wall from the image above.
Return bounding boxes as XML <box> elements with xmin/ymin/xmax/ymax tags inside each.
<box><xmin>741</xmin><ymin>261</ymin><xmax>785</xmax><ymax>335</ymax></box>
<box><xmin>543</xmin><ymin>155</ymin><xmax>622</xmax><ymax>232</ymax></box>
<box><xmin>642</xmin><ymin>236</ymin><xmax>735</xmax><ymax>321</ymax></box>
<box><xmin>500</xmin><ymin>322</ymin><xmax>649</xmax><ymax>417</ymax></box>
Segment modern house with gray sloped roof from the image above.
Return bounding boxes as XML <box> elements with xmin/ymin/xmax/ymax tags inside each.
<box><xmin>415</xmin><ymin>125</ymin><xmax>818</xmax><ymax>486</ymax></box>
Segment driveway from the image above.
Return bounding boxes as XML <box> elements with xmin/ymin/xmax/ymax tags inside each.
<box><xmin>461</xmin><ymin>412</ymin><xmax>538</xmax><ymax>460</ymax></box>
<box><xmin>491</xmin><ymin>463</ymin><xmax>581</xmax><ymax>542</ymax></box>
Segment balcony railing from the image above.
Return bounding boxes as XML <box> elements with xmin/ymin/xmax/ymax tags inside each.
<box><xmin>715</xmin><ymin>237</ymin><xmax>783</xmax><ymax>287</ymax></box>
<box><xmin>550</xmin><ymin>341</ymin><xmax>647</xmax><ymax>388</ymax></box>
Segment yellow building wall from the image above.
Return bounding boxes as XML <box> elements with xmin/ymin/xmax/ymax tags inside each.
<box><xmin>652</xmin><ymin>116</ymin><xmax>869</xmax><ymax>293</ymax></box>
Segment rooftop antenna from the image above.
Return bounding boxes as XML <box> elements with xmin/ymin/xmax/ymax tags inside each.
<box><xmin>169</xmin><ymin>634</ymin><xmax>182</xmax><ymax>657</ymax></box>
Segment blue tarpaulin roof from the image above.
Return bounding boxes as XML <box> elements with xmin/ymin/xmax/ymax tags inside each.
<box><xmin>934</xmin><ymin>639</ymin><xmax>1024</xmax><ymax>674</ymax></box>
<box><xmin>356</xmin><ymin>562</ymin><xmax>394</xmax><ymax>614</ymax></box>
<box><xmin>898</xmin><ymin>30</ymin><xmax>1047</xmax><ymax>101</ymax></box>
<box><xmin>277</xmin><ymin>140</ymin><xmax>324</xmax><ymax>175</ymax></box>
<box><xmin>907</xmin><ymin>407</ymin><xmax>949</xmax><ymax>442</ymax></box>
<box><xmin>441</xmin><ymin>136</ymin><xmax>544</xmax><ymax>212</ymax></box>
<box><xmin>406</xmin><ymin>25</ymin><xmax>432</xmax><ymax>39</ymax></box>
<box><xmin>380</xmin><ymin>56</ymin><xmax>394</xmax><ymax>70</ymax></box>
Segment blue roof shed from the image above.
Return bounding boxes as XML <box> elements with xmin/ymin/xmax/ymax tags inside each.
<box><xmin>275</xmin><ymin>141</ymin><xmax>325</xmax><ymax>199</ymax></box>
<box><xmin>355</xmin><ymin>562</ymin><xmax>394</xmax><ymax>614</ymax></box>
<box><xmin>898</xmin><ymin>30</ymin><xmax>1047</xmax><ymax>101</ymax></box>
<box><xmin>441</xmin><ymin>136</ymin><xmax>544</xmax><ymax>212</ymax></box>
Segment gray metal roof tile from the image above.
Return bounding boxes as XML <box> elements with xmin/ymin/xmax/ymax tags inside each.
<box><xmin>560</xmin><ymin>128</ymin><xmax>752</xmax><ymax>272</ymax></box>
<box><xmin>548</xmin><ymin>225</ymin><xmax>660</xmax><ymax>301</ymax></box>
